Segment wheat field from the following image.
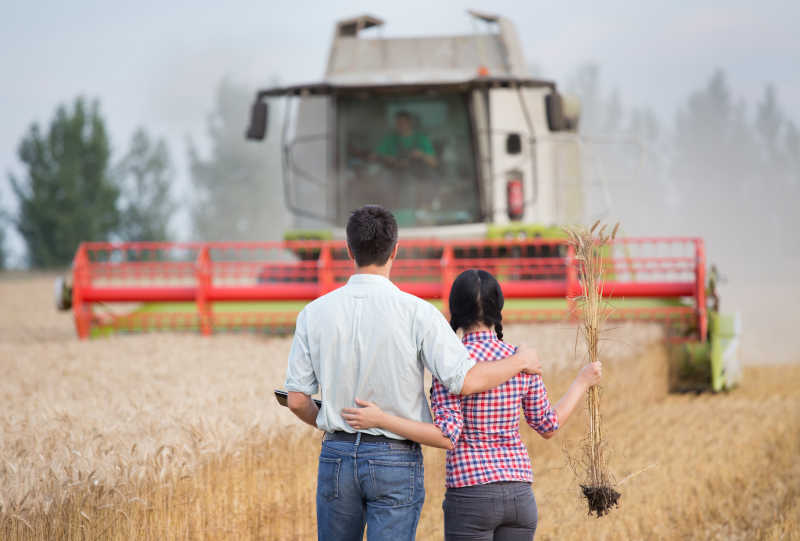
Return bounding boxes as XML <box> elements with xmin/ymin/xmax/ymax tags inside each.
<box><xmin>1</xmin><ymin>273</ymin><xmax>798</xmax><ymax>540</ymax></box>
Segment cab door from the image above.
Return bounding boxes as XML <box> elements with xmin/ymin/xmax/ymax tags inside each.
<box><xmin>284</xmin><ymin>95</ymin><xmax>336</xmax><ymax>229</ymax></box>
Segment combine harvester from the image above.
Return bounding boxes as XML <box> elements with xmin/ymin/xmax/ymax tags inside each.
<box><xmin>59</xmin><ymin>12</ymin><xmax>740</xmax><ymax>391</ymax></box>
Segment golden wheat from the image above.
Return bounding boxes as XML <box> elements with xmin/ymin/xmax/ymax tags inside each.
<box><xmin>565</xmin><ymin>222</ymin><xmax>621</xmax><ymax>516</ymax></box>
<box><xmin>1</xmin><ymin>274</ymin><xmax>798</xmax><ymax>540</ymax></box>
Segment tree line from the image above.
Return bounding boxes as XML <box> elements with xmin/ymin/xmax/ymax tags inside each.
<box><xmin>2</xmin><ymin>78</ymin><xmax>282</xmax><ymax>269</ymax></box>
<box><xmin>2</xmin><ymin>69</ymin><xmax>799</xmax><ymax>269</ymax></box>
<box><xmin>562</xmin><ymin>60</ymin><xmax>800</xmax><ymax>358</ymax></box>
<box><xmin>563</xmin><ymin>64</ymin><xmax>799</xmax><ymax>277</ymax></box>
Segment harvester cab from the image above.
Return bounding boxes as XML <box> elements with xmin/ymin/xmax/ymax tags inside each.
<box><xmin>246</xmin><ymin>11</ymin><xmax>582</xmax><ymax>237</ymax></box>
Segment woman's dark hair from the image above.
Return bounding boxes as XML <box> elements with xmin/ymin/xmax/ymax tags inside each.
<box><xmin>346</xmin><ymin>205</ymin><xmax>398</xmax><ymax>267</ymax></box>
<box><xmin>448</xmin><ymin>269</ymin><xmax>505</xmax><ymax>340</ymax></box>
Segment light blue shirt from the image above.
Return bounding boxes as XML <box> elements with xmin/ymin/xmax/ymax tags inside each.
<box><xmin>285</xmin><ymin>273</ymin><xmax>475</xmax><ymax>438</ymax></box>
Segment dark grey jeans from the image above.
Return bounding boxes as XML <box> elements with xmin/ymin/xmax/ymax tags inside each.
<box><xmin>442</xmin><ymin>482</ymin><xmax>538</xmax><ymax>541</ymax></box>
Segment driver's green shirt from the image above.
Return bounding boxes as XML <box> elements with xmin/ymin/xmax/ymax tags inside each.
<box><xmin>377</xmin><ymin>132</ymin><xmax>434</xmax><ymax>157</ymax></box>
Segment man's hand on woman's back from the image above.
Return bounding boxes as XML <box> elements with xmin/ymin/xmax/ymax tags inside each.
<box><xmin>515</xmin><ymin>345</ymin><xmax>543</xmax><ymax>376</ymax></box>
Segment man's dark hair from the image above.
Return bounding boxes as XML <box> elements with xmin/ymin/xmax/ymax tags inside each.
<box><xmin>346</xmin><ymin>205</ymin><xmax>398</xmax><ymax>267</ymax></box>
<box><xmin>395</xmin><ymin>110</ymin><xmax>412</xmax><ymax>120</ymax></box>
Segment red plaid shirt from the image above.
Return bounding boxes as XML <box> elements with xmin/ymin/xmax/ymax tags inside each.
<box><xmin>431</xmin><ymin>330</ymin><xmax>559</xmax><ymax>488</ymax></box>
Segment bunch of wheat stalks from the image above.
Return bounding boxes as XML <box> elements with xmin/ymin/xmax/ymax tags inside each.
<box><xmin>566</xmin><ymin>221</ymin><xmax>621</xmax><ymax>517</ymax></box>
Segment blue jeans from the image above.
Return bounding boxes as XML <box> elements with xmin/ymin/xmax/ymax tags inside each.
<box><xmin>443</xmin><ymin>482</ymin><xmax>538</xmax><ymax>540</ymax></box>
<box><xmin>316</xmin><ymin>435</ymin><xmax>425</xmax><ymax>541</ymax></box>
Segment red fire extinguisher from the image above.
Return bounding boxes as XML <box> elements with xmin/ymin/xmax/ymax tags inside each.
<box><xmin>507</xmin><ymin>176</ymin><xmax>524</xmax><ymax>220</ymax></box>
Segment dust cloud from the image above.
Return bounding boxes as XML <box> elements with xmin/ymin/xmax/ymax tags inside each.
<box><xmin>570</xmin><ymin>66</ymin><xmax>800</xmax><ymax>363</ymax></box>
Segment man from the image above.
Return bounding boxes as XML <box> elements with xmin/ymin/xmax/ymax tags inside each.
<box><xmin>374</xmin><ymin>110</ymin><xmax>438</xmax><ymax>169</ymax></box>
<box><xmin>285</xmin><ymin>205</ymin><xmax>541</xmax><ymax>541</ymax></box>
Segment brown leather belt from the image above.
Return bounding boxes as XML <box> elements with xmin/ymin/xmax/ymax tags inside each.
<box><xmin>325</xmin><ymin>431</ymin><xmax>415</xmax><ymax>447</ymax></box>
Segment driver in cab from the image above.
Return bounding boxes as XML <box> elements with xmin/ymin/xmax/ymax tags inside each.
<box><xmin>373</xmin><ymin>111</ymin><xmax>438</xmax><ymax>169</ymax></box>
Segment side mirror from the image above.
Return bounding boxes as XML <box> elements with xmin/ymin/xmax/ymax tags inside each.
<box><xmin>546</xmin><ymin>92</ymin><xmax>581</xmax><ymax>132</ymax></box>
<box><xmin>545</xmin><ymin>92</ymin><xmax>566</xmax><ymax>132</ymax></box>
<box><xmin>246</xmin><ymin>99</ymin><xmax>269</xmax><ymax>141</ymax></box>
<box><xmin>561</xmin><ymin>94</ymin><xmax>581</xmax><ymax>131</ymax></box>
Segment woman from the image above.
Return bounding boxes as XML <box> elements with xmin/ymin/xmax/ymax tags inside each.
<box><xmin>342</xmin><ymin>269</ymin><xmax>601</xmax><ymax>540</ymax></box>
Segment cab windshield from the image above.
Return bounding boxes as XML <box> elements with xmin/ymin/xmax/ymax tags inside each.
<box><xmin>335</xmin><ymin>93</ymin><xmax>481</xmax><ymax>227</ymax></box>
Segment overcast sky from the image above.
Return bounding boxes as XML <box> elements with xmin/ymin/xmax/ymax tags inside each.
<box><xmin>1</xmin><ymin>0</ymin><xmax>798</xmax><ymax>257</ymax></box>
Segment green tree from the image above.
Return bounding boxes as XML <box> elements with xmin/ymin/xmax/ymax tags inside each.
<box><xmin>670</xmin><ymin>70</ymin><xmax>800</xmax><ymax>268</ymax></box>
<box><xmin>9</xmin><ymin>97</ymin><xmax>119</xmax><ymax>268</ymax></box>
<box><xmin>756</xmin><ymin>84</ymin><xmax>782</xmax><ymax>159</ymax></box>
<box><xmin>0</xmin><ymin>225</ymin><xmax>6</xmax><ymax>270</ymax></box>
<box><xmin>786</xmin><ymin>120</ymin><xmax>800</xmax><ymax>184</ymax></box>
<box><xmin>188</xmin><ymin>78</ymin><xmax>286</xmax><ymax>241</ymax></box>
<box><xmin>754</xmin><ymin>84</ymin><xmax>800</xmax><ymax>187</ymax></box>
<box><xmin>672</xmin><ymin>69</ymin><xmax>759</xmax><ymax>190</ymax></box>
<box><xmin>116</xmin><ymin>128</ymin><xmax>175</xmax><ymax>241</ymax></box>
<box><xmin>564</xmin><ymin>63</ymin><xmax>662</xmax><ymax>228</ymax></box>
